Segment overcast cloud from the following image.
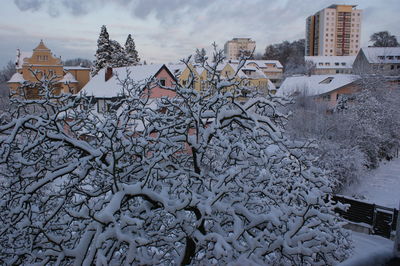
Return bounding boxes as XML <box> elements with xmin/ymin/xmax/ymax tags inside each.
<box><xmin>1</xmin><ymin>0</ymin><xmax>399</xmax><ymax>67</ymax></box>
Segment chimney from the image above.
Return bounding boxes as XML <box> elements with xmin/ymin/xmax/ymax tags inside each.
<box><xmin>105</xmin><ymin>67</ymin><xmax>113</xmax><ymax>81</ymax></box>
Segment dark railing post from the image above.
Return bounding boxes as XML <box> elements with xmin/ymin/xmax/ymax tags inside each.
<box><xmin>394</xmin><ymin>203</ymin><xmax>400</xmax><ymax>258</ymax></box>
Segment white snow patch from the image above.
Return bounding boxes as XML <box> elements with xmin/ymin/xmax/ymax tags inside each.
<box><xmin>343</xmin><ymin>158</ymin><xmax>400</xmax><ymax>209</ymax></box>
<box><xmin>338</xmin><ymin>231</ymin><xmax>394</xmax><ymax>266</ymax></box>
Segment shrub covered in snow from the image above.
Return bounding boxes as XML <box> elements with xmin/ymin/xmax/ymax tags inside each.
<box><xmin>0</xmin><ymin>49</ymin><xmax>352</xmax><ymax>265</ymax></box>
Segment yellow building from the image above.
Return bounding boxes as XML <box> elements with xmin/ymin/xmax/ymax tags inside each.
<box><xmin>178</xmin><ymin>63</ymin><xmax>203</xmax><ymax>91</ymax></box>
<box><xmin>178</xmin><ymin>62</ymin><xmax>274</xmax><ymax>98</ymax></box>
<box><xmin>7</xmin><ymin>40</ymin><xmax>90</xmax><ymax>99</ymax></box>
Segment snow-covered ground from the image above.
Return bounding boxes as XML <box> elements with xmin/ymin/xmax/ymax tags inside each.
<box><xmin>343</xmin><ymin>158</ymin><xmax>400</xmax><ymax>209</ymax></box>
<box><xmin>339</xmin><ymin>231</ymin><xmax>394</xmax><ymax>266</ymax></box>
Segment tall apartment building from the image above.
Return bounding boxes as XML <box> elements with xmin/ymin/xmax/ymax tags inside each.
<box><xmin>224</xmin><ymin>38</ymin><xmax>256</xmax><ymax>60</ymax></box>
<box><xmin>305</xmin><ymin>4</ymin><xmax>362</xmax><ymax>56</ymax></box>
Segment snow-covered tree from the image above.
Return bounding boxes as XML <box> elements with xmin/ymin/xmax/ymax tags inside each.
<box><xmin>286</xmin><ymin>93</ymin><xmax>366</xmax><ymax>192</ymax></box>
<box><xmin>194</xmin><ymin>48</ymin><xmax>207</xmax><ymax>63</ymax></box>
<box><xmin>0</xmin><ymin>48</ymin><xmax>352</xmax><ymax>265</ymax></box>
<box><xmin>110</xmin><ymin>39</ymin><xmax>128</xmax><ymax>67</ymax></box>
<box><xmin>125</xmin><ymin>34</ymin><xmax>140</xmax><ymax>65</ymax></box>
<box><xmin>370</xmin><ymin>31</ymin><xmax>399</xmax><ymax>47</ymax></box>
<box><xmin>91</xmin><ymin>25</ymin><xmax>112</xmax><ymax>76</ymax></box>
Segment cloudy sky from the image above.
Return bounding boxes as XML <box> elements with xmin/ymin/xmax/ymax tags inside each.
<box><xmin>0</xmin><ymin>0</ymin><xmax>399</xmax><ymax>68</ymax></box>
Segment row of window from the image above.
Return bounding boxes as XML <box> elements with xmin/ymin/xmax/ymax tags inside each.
<box><xmin>37</xmin><ymin>55</ymin><xmax>48</xmax><ymax>61</ymax></box>
<box><xmin>318</xmin><ymin>62</ymin><xmax>348</xmax><ymax>66</ymax></box>
<box><xmin>377</xmin><ymin>56</ymin><xmax>400</xmax><ymax>60</ymax></box>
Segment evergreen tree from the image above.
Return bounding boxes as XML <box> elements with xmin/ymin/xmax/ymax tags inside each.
<box><xmin>125</xmin><ymin>34</ymin><xmax>140</xmax><ymax>65</ymax></box>
<box><xmin>194</xmin><ymin>48</ymin><xmax>207</xmax><ymax>63</ymax></box>
<box><xmin>92</xmin><ymin>25</ymin><xmax>112</xmax><ymax>76</ymax></box>
<box><xmin>110</xmin><ymin>40</ymin><xmax>128</xmax><ymax>67</ymax></box>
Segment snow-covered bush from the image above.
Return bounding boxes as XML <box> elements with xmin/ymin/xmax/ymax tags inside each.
<box><xmin>0</xmin><ymin>49</ymin><xmax>352</xmax><ymax>265</ymax></box>
<box><xmin>286</xmin><ymin>94</ymin><xmax>366</xmax><ymax>192</ymax></box>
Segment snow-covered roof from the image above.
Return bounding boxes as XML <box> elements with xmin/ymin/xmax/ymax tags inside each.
<box><xmin>64</xmin><ymin>66</ymin><xmax>90</xmax><ymax>70</ymax></box>
<box><xmin>247</xmin><ymin>60</ymin><xmax>283</xmax><ymax>69</ymax></box>
<box><xmin>7</xmin><ymin>72</ymin><xmax>25</xmax><ymax>83</ymax></box>
<box><xmin>267</xmin><ymin>80</ymin><xmax>276</xmax><ymax>91</ymax></box>
<box><xmin>15</xmin><ymin>51</ymin><xmax>33</xmax><ymax>70</ymax></box>
<box><xmin>228</xmin><ymin>59</ymin><xmax>283</xmax><ymax>69</ymax></box>
<box><xmin>167</xmin><ymin>63</ymin><xmax>186</xmax><ymax>77</ymax></box>
<box><xmin>277</xmin><ymin>74</ymin><xmax>359</xmax><ymax>97</ymax></box>
<box><xmin>305</xmin><ymin>56</ymin><xmax>356</xmax><ymax>69</ymax></box>
<box><xmin>360</xmin><ymin>47</ymin><xmax>400</xmax><ymax>64</ymax></box>
<box><xmin>58</xmin><ymin>72</ymin><xmax>78</xmax><ymax>84</ymax></box>
<box><xmin>80</xmin><ymin>64</ymin><xmax>165</xmax><ymax>98</ymax></box>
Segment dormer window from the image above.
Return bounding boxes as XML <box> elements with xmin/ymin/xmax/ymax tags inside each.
<box><xmin>319</xmin><ymin>77</ymin><xmax>334</xmax><ymax>84</ymax></box>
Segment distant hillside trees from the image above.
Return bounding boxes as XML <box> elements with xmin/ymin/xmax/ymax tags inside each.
<box><xmin>63</xmin><ymin>58</ymin><xmax>92</xmax><ymax>68</ymax></box>
<box><xmin>370</xmin><ymin>31</ymin><xmax>399</xmax><ymax>47</ymax></box>
<box><xmin>92</xmin><ymin>25</ymin><xmax>140</xmax><ymax>76</ymax></box>
<box><xmin>263</xmin><ymin>39</ymin><xmax>305</xmax><ymax>73</ymax></box>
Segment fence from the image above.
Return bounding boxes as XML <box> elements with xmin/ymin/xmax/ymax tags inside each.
<box><xmin>332</xmin><ymin>195</ymin><xmax>398</xmax><ymax>239</ymax></box>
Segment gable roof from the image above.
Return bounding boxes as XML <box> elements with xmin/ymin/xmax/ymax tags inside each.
<box><xmin>277</xmin><ymin>74</ymin><xmax>359</xmax><ymax>97</ymax></box>
<box><xmin>7</xmin><ymin>72</ymin><xmax>25</xmax><ymax>83</ymax></box>
<box><xmin>360</xmin><ymin>47</ymin><xmax>400</xmax><ymax>64</ymax></box>
<box><xmin>80</xmin><ymin>64</ymin><xmax>173</xmax><ymax>98</ymax></box>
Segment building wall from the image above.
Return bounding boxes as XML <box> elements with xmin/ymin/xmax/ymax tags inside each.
<box><xmin>148</xmin><ymin>67</ymin><xmax>177</xmax><ymax>98</ymax></box>
<box><xmin>179</xmin><ymin>65</ymin><xmax>201</xmax><ymax>91</ymax></box>
<box><xmin>316</xmin><ymin>83</ymin><xmax>360</xmax><ymax>106</ymax></box>
<box><xmin>224</xmin><ymin>38</ymin><xmax>256</xmax><ymax>60</ymax></box>
<box><xmin>306</xmin><ymin>5</ymin><xmax>362</xmax><ymax>56</ymax></box>
<box><xmin>65</xmin><ymin>69</ymin><xmax>90</xmax><ymax>93</ymax></box>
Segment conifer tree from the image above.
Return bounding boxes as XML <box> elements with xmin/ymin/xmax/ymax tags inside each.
<box><xmin>125</xmin><ymin>34</ymin><xmax>140</xmax><ymax>65</ymax></box>
<box><xmin>92</xmin><ymin>25</ymin><xmax>112</xmax><ymax>76</ymax></box>
<box><xmin>110</xmin><ymin>39</ymin><xmax>128</xmax><ymax>67</ymax></box>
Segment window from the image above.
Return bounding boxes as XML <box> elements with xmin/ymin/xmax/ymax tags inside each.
<box><xmin>319</xmin><ymin>77</ymin><xmax>334</xmax><ymax>84</ymax></box>
<box><xmin>159</xmin><ymin>78</ymin><xmax>166</xmax><ymax>86</ymax></box>
<box><xmin>325</xmin><ymin>62</ymin><xmax>330</xmax><ymax>66</ymax></box>
<box><xmin>391</xmin><ymin>65</ymin><xmax>395</xmax><ymax>70</ymax></box>
<box><xmin>36</xmin><ymin>55</ymin><xmax>48</xmax><ymax>61</ymax></box>
<box><xmin>335</xmin><ymin>62</ymin><xmax>340</xmax><ymax>66</ymax></box>
<box><xmin>387</xmin><ymin>56</ymin><xmax>394</xmax><ymax>60</ymax></box>
<box><xmin>322</xmin><ymin>94</ymin><xmax>331</xmax><ymax>101</ymax></box>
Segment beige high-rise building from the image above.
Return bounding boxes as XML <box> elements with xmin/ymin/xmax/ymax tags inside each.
<box><xmin>224</xmin><ymin>38</ymin><xmax>256</xmax><ymax>60</ymax></box>
<box><xmin>305</xmin><ymin>4</ymin><xmax>362</xmax><ymax>56</ymax></box>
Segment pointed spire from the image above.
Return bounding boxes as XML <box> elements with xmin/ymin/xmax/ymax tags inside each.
<box><xmin>34</xmin><ymin>39</ymin><xmax>50</xmax><ymax>51</ymax></box>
